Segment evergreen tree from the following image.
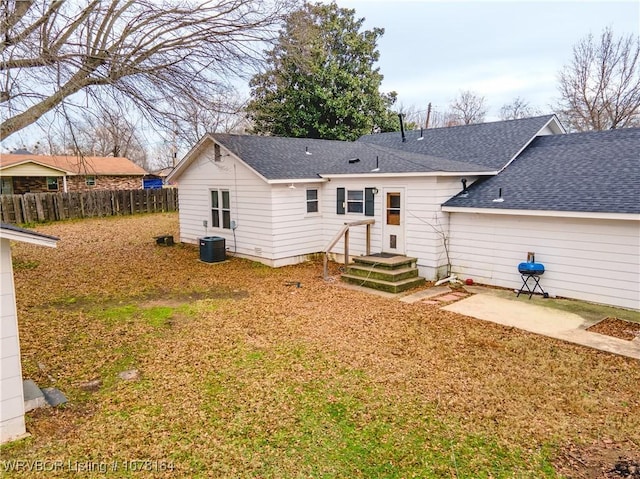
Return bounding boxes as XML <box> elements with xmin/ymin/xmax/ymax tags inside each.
<box><xmin>247</xmin><ymin>2</ymin><xmax>398</xmax><ymax>140</ymax></box>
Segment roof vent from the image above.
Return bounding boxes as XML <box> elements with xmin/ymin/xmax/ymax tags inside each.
<box><xmin>398</xmin><ymin>113</ymin><xmax>406</xmax><ymax>142</ymax></box>
<box><xmin>460</xmin><ymin>178</ymin><xmax>468</xmax><ymax>197</ymax></box>
<box><xmin>492</xmin><ymin>188</ymin><xmax>504</xmax><ymax>203</ymax></box>
<box><xmin>348</xmin><ymin>158</ymin><xmax>360</xmax><ymax>164</ymax></box>
<box><xmin>371</xmin><ymin>156</ymin><xmax>380</xmax><ymax>172</ymax></box>
<box><xmin>305</xmin><ymin>146</ymin><xmax>312</xmax><ymax>155</ymax></box>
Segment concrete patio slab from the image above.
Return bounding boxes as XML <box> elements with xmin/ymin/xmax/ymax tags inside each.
<box><xmin>442</xmin><ymin>294</ymin><xmax>640</xmax><ymax>360</ymax></box>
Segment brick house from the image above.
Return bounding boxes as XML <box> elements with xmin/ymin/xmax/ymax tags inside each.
<box><xmin>0</xmin><ymin>153</ymin><xmax>147</xmax><ymax>194</ymax></box>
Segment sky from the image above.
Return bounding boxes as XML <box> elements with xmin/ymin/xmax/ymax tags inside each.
<box><xmin>331</xmin><ymin>0</ymin><xmax>640</xmax><ymax>122</ymax></box>
<box><xmin>2</xmin><ymin>0</ymin><xmax>638</xmax><ymax>156</ymax></box>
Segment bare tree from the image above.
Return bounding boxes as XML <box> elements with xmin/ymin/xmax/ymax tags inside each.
<box><xmin>449</xmin><ymin>90</ymin><xmax>487</xmax><ymax>125</ymax></box>
<box><xmin>0</xmin><ymin>0</ymin><xmax>297</xmax><ymax>141</ymax></box>
<box><xmin>428</xmin><ymin>109</ymin><xmax>463</xmax><ymax>128</ymax></box>
<box><xmin>556</xmin><ymin>27</ymin><xmax>640</xmax><ymax>131</ymax></box>
<box><xmin>173</xmin><ymin>93</ymin><xmax>250</xmax><ymax>148</ymax></box>
<box><xmin>499</xmin><ymin>97</ymin><xmax>542</xmax><ymax>120</ymax></box>
<box><xmin>57</xmin><ymin>105</ymin><xmax>151</xmax><ymax>169</ymax></box>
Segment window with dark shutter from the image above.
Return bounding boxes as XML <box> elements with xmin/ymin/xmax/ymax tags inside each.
<box><xmin>364</xmin><ymin>188</ymin><xmax>375</xmax><ymax>216</ymax></box>
<box><xmin>337</xmin><ymin>187</ymin><xmax>345</xmax><ymax>214</ymax></box>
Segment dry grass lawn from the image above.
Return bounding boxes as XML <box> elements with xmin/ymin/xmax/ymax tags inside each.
<box><xmin>2</xmin><ymin>213</ymin><xmax>639</xmax><ymax>478</ymax></box>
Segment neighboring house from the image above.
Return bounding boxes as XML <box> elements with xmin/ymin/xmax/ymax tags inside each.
<box><xmin>167</xmin><ymin>115</ymin><xmax>639</xmax><ymax>310</ymax></box>
<box><xmin>0</xmin><ymin>153</ymin><xmax>147</xmax><ymax>194</ymax></box>
<box><xmin>0</xmin><ymin>224</ymin><xmax>58</xmax><ymax>444</ymax></box>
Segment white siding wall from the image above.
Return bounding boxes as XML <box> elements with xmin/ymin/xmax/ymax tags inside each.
<box><xmin>271</xmin><ymin>184</ymin><xmax>325</xmax><ymax>266</ymax></box>
<box><xmin>404</xmin><ymin>176</ymin><xmax>477</xmax><ymax>280</ymax></box>
<box><xmin>322</xmin><ymin>179</ymin><xmax>383</xmax><ymax>258</ymax></box>
<box><xmin>448</xmin><ymin>213</ymin><xmax>640</xmax><ymax>310</ymax></box>
<box><xmin>176</xmin><ymin>144</ymin><xmax>275</xmax><ymax>262</ymax></box>
<box><xmin>0</xmin><ymin>238</ymin><xmax>26</xmax><ymax>444</ymax></box>
<box><xmin>176</xmin><ymin>142</ymin><xmax>326</xmax><ymax>267</ymax></box>
<box><xmin>322</xmin><ymin>176</ymin><xmax>473</xmax><ymax>280</ymax></box>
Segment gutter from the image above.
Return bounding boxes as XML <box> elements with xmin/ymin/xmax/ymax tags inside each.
<box><xmin>441</xmin><ymin>206</ymin><xmax>640</xmax><ymax>221</ymax></box>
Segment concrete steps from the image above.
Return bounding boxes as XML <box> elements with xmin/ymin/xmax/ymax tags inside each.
<box><xmin>341</xmin><ymin>254</ymin><xmax>425</xmax><ymax>293</ymax></box>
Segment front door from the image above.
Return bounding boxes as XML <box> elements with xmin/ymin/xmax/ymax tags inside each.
<box><xmin>382</xmin><ymin>188</ymin><xmax>405</xmax><ymax>255</ymax></box>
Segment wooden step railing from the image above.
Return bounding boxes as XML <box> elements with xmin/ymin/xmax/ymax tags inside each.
<box><xmin>323</xmin><ymin>219</ymin><xmax>375</xmax><ymax>279</ymax></box>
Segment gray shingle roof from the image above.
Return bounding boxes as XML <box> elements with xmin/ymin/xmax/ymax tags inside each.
<box><xmin>211</xmin><ymin>134</ymin><xmax>491</xmax><ymax>180</ymax></box>
<box><xmin>358</xmin><ymin>115</ymin><xmax>558</xmax><ymax>170</ymax></box>
<box><xmin>443</xmin><ymin>128</ymin><xmax>640</xmax><ymax>214</ymax></box>
<box><xmin>0</xmin><ymin>223</ymin><xmax>60</xmax><ymax>240</ymax></box>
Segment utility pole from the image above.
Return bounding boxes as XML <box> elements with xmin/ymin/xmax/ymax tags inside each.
<box><xmin>425</xmin><ymin>102</ymin><xmax>432</xmax><ymax>129</ymax></box>
<box><xmin>171</xmin><ymin>123</ymin><xmax>178</xmax><ymax>167</ymax></box>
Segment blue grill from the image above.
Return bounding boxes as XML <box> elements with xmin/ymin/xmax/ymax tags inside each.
<box><xmin>518</xmin><ymin>262</ymin><xmax>545</xmax><ymax>275</ymax></box>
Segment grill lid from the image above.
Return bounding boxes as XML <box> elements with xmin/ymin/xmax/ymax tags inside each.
<box><xmin>518</xmin><ymin>262</ymin><xmax>545</xmax><ymax>275</ymax></box>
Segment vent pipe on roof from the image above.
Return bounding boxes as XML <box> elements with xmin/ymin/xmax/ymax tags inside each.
<box><xmin>398</xmin><ymin>113</ymin><xmax>406</xmax><ymax>142</ymax></box>
<box><xmin>460</xmin><ymin>178</ymin><xmax>468</xmax><ymax>197</ymax></box>
<box><xmin>371</xmin><ymin>156</ymin><xmax>380</xmax><ymax>172</ymax></box>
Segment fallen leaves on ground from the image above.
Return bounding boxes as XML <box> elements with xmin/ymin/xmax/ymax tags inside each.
<box><xmin>4</xmin><ymin>213</ymin><xmax>640</xmax><ymax>477</ymax></box>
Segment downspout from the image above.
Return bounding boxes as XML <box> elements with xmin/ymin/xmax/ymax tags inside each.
<box><xmin>63</xmin><ymin>175</ymin><xmax>68</xmax><ymax>193</ymax></box>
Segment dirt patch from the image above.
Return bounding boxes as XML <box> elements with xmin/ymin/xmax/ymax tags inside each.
<box><xmin>138</xmin><ymin>289</ymin><xmax>249</xmax><ymax>308</ymax></box>
<box><xmin>555</xmin><ymin>441</ymin><xmax>640</xmax><ymax>478</ymax></box>
<box><xmin>52</xmin><ymin>289</ymin><xmax>249</xmax><ymax>311</ymax></box>
<box><xmin>587</xmin><ymin>317</ymin><xmax>640</xmax><ymax>341</ymax></box>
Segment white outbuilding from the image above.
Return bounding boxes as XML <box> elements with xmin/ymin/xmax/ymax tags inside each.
<box><xmin>1</xmin><ymin>223</ymin><xmax>58</xmax><ymax>444</ymax></box>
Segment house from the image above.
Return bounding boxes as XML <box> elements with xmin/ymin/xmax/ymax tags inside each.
<box><xmin>167</xmin><ymin>115</ymin><xmax>639</xmax><ymax>310</ymax></box>
<box><xmin>441</xmin><ymin>128</ymin><xmax>640</xmax><ymax>310</ymax></box>
<box><xmin>0</xmin><ymin>153</ymin><xmax>147</xmax><ymax>194</ymax></box>
<box><xmin>0</xmin><ymin>223</ymin><xmax>58</xmax><ymax>444</ymax></box>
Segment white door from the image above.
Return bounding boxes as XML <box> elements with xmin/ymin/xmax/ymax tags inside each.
<box><xmin>382</xmin><ymin>188</ymin><xmax>405</xmax><ymax>254</ymax></box>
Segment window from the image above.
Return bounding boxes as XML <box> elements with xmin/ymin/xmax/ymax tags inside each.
<box><xmin>337</xmin><ymin>187</ymin><xmax>375</xmax><ymax>216</ymax></box>
<box><xmin>347</xmin><ymin>190</ymin><xmax>363</xmax><ymax>213</ymax></box>
<box><xmin>386</xmin><ymin>192</ymin><xmax>401</xmax><ymax>225</ymax></box>
<box><xmin>306</xmin><ymin>189</ymin><xmax>318</xmax><ymax>213</ymax></box>
<box><xmin>1</xmin><ymin>177</ymin><xmax>13</xmax><ymax>195</ymax></box>
<box><xmin>211</xmin><ymin>189</ymin><xmax>231</xmax><ymax>229</ymax></box>
<box><xmin>86</xmin><ymin>175</ymin><xmax>96</xmax><ymax>187</ymax></box>
<box><xmin>47</xmin><ymin>177</ymin><xmax>58</xmax><ymax>191</ymax></box>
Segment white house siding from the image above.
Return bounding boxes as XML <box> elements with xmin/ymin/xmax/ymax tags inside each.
<box><xmin>271</xmin><ymin>183</ymin><xmax>325</xmax><ymax>266</ymax></box>
<box><xmin>322</xmin><ymin>178</ymin><xmax>383</xmax><ymax>260</ymax></box>
<box><xmin>404</xmin><ymin>176</ymin><xmax>476</xmax><ymax>280</ymax></box>
<box><xmin>448</xmin><ymin>213</ymin><xmax>640</xmax><ymax>310</ymax></box>
<box><xmin>0</xmin><ymin>238</ymin><xmax>27</xmax><ymax>444</ymax></box>
<box><xmin>322</xmin><ymin>176</ymin><xmax>472</xmax><ymax>280</ymax></box>
<box><xmin>176</xmin><ymin>144</ymin><xmax>275</xmax><ymax>263</ymax></box>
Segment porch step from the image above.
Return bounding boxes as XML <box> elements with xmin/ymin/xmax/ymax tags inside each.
<box><xmin>345</xmin><ymin>264</ymin><xmax>420</xmax><ymax>282</ymax></box>
<box><xmin>341</xmin><ymin>273</ymin><xmax>425</xmax><ymax>294</ymax></box>
<box><xmin>341</xmin><ymin>254</ymin><xmax>425</xmax><ymax>293</ymax></box>
<box><xmin>353</xmin><ymin>254</ymin><xmax>417</xmax><ymax>270</ymax></box>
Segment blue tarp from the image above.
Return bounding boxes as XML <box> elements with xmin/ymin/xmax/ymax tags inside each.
<box><xmin>143</xmin><ymin>178</ymin><xmax>163</xmax><ymax>189</ymax></box>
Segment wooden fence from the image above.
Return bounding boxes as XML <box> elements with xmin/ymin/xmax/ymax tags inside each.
<box><xmin>0</xmin><ymin>188</ymin><xmax>178</xmax><ymax>224</ymax></box>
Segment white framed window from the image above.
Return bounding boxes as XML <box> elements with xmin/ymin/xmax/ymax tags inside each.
<box><xmin>347</xmin><ymin>189</ymin><xmax>363</xmax><ymax>213</ymax></box>
<box><xmin>1</xmin><ymin>177</ymin><xmax>14</xmax><ymax>194</ymax></box>
<box><xmin>306</xmin><ymin>188</ymin><xmax>319</xmax><ymax>213</ymax></box>
<box><xmin>46</xmin><ymin>177</ymin><xmax>59</xmax><ymax>191</ymax></box>
<box><xmin>337</xmin><ymin>187</ymin><xmax>375</xmax><ymax>216</ymax></box>
<box><xmin>211</xmin><ymin>189</ymin><xmax>231</xmax><ymax>229</ymax></box>
<box><xmin>86</xmin><ymin>175</ymin><xmax>96</xmax><ymax>187</ymax></box>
